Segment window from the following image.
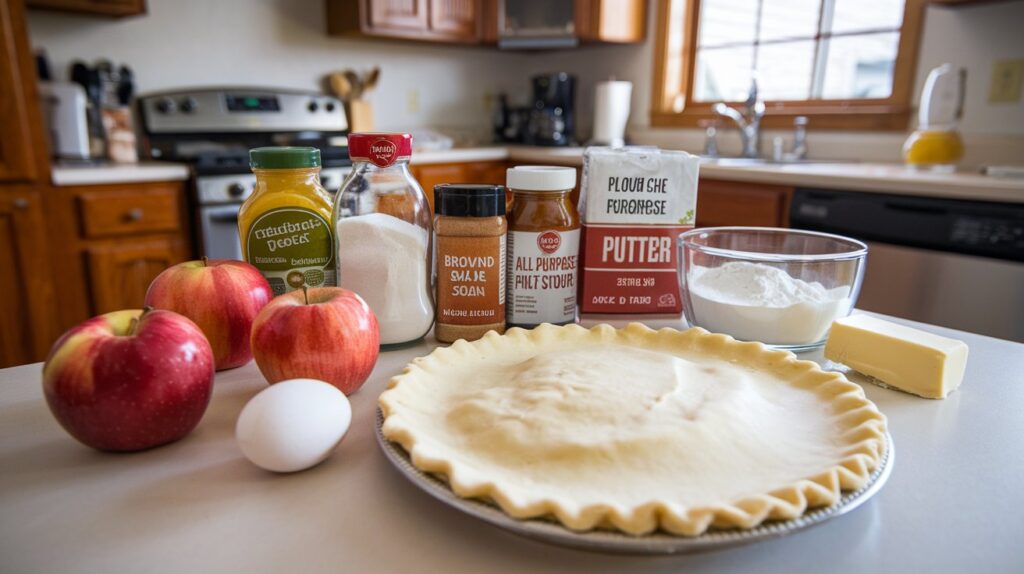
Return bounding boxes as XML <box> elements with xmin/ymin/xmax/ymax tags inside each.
<box><xmin>651</xmin><ymin>0</ymin><xmax>927</xmax><ymax>130</ymax></box>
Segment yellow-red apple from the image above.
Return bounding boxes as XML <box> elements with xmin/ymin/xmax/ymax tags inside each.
<box><xmin>250</xmin><ymin>288</ymin><xmax>379</xmax><ymax>395</ymax></box>
<box><xmin>145</xmin><ymin>258</ymin><xmax>272</xmax><ymax>370</ymax></box>
<box><xmin>42</xmin><ymin>309</ymin><xmax>215</xmax><ymax>451</ymax></box>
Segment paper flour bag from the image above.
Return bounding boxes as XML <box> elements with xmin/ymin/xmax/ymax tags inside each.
<box><xmin>577</xmin><ymin>146</ymin><xmax>700</xmax><ymax>314</ymax></box>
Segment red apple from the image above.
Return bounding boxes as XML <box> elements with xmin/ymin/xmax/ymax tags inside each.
<box><xmin>250</xmin><ymin>287</ymin><xmax>379</xmax><ymax>395</ymax></box>
<box><xmin>144</xmin><ymin>258</ymin><xmax>272</xmax><ymax>370</ymax></box>
<box><xmin>42</xmin><ymin>308</ymin><xmax>215</xmax><ymax>452</ymax></box>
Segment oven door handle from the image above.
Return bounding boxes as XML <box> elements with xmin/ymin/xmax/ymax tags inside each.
<box><xmin>207</xmin><ymin>212</ymin><xmax>239</xmax><ymax>223</ymax></box>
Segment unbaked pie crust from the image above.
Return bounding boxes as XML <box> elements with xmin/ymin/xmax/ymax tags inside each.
<box><xmin>379</xmin><ymin>323</ymin><xmax>888</xmax><ymax>536</ymax></box>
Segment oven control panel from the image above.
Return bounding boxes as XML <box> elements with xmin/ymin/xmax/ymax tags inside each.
<box><xmin>196</xmin><ymin>167</ymin><xmax>352</xmax><ymax>205</ymax></box>
<box><xmin>141</xmin><ymin>88</ymin><xmax>347</xmax><ymax>134</ymax></box>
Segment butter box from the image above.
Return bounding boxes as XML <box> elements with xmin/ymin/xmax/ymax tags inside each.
<box><xmin>577</xmin><ymin>147</ymin><xmax>700</xmax><ymax>313</ymax></box>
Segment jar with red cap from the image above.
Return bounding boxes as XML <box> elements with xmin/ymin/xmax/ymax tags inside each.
<box><xmin>334</xmin><ymin>133</ymin><xmax>434</xmax><ymax>345</ymax></box>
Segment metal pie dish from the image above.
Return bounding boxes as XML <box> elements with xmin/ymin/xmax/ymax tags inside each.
<box><xmin>375</xmin><ymin>409</ymin><xmax>894</xmax><ymax>555</ymax></box>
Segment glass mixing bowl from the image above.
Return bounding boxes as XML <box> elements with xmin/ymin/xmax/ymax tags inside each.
<box><xmin>678</xmin><ymin>227</ymin><xmax>868</xmax><ymax>352</ymax></box>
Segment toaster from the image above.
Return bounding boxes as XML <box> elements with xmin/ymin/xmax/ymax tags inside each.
<box><xmin>38</xmin><ymin>81</ymin><xmax>90</xmax><ymax>160</ymax></box>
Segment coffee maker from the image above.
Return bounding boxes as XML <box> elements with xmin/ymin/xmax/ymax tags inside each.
<box><xmin>525</xmin><ymin>72</ymin><xmax>575</xmax><ymax>146</ymax></box>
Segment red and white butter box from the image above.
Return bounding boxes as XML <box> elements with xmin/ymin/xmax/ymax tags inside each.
<box><xmin>577</xmin><ymin>147</ymin><xmax>700</xmax><ymax>314</ymax></box>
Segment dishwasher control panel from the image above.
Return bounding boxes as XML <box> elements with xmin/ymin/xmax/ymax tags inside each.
<box><xmin>790</xmin><ymin>188</ymin><xmax>1024</xmax><ymax>263</ymax></box>
<box><xmin>950</xmin><ymin>217</ymin><xmax>1024</xmax><ymax>251</ymax></box>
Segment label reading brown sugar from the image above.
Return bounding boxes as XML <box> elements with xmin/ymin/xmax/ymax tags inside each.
<box><xmin>437</xmin><ymin>235</ymin><xmax>505</xmax><ymax>325</ymax></box>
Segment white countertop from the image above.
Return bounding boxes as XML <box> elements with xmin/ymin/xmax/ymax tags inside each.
<box><xmin>51</xmin><ymin>161</ymin><xmax>191</xmax><ymax>186</ymax></box>
<box><xmin>410</xmin><ymin>146</ymin><xmax>1024</xmax><ymax>203</ymax></box>
<box><xmin>1</xmin><ymin>313</ymin><xmax>1022</xmax><ymax>573</ymax></box>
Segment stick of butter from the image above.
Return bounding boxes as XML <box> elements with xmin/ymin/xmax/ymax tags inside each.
<box><xmin>824</xmin><ymin>314</ymin><xmax>968</xmax><ymax>399</ymax></box>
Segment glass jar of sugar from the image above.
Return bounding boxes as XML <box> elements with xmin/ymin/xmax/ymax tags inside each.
<box><xmin>334</xmin><ymin>133</ymin><xmax>434</xmax><ymax>346</ymax></box>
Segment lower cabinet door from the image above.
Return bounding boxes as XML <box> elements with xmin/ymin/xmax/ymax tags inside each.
<box><xmin>85</xmin><ymin>238</ymin><xmax>187</xmax><ymax>314</ymax></box>
<box><xmin>0</xmin><ymin>191</ymin><xmax>58</xmax><ymax>367</ymax></box>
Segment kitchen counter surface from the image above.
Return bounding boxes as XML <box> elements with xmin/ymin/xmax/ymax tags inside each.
<box><xmin>50</xmin><ymin>161</ymin><xmax>191</xmax><ymax>186</ymax></box>
<box><xmin>2</xmin><ymin>313</ymin><xmax>1022</xmax><ymax>573</ymax></box>
<box><xmin>409</xmin><ymin>146</ymin><xmax>1024</xmax><ymax>203</ymax></box>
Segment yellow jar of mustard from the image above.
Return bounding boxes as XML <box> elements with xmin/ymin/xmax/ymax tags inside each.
<box><xmin>238</xmin><ymin>147</ymin><xmax>336</xmax><ymax>296</ymax></box>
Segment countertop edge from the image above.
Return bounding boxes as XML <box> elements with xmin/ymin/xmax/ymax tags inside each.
<box><xmin>50</xmin><ymin>162</ymin><xmax>192</xmax><ymax>186</ymax></box>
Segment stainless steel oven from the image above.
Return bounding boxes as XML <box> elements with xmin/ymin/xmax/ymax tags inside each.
<box><xmin>138</xmin><ymin>87</ymin><xmax>350</xmax><ymax>260</ymax></box>
<box><xmin>196</xmin><ymin>167</ymin><xmax>351</xmax><ymax>261</ymax></box>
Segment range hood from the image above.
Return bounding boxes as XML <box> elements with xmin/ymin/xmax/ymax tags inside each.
<box><xmin>498</xmin><ymin>0</ymin><xmax>578</xmax><ymax>50</ymax></box>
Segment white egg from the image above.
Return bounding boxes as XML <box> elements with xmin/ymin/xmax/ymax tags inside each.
<box><xmin>236</xmin><ymin>378</ymin><xmax>352</xmax><ymax>473</ymax></box>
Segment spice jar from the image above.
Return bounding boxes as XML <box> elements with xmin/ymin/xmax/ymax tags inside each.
<box><xmin>506</xmin><ymin>166</ymin><xmax>580</xmax><ymax>328</ymax></box>
<box><xmin>434</xmin><ymin>184</ymin><xmax>507</xmax><ymax>343</ymax></box>
<box><xmin>334</xmin><ymin>133</ymin><xmax>434</xmax><ymax>346</ymax></box>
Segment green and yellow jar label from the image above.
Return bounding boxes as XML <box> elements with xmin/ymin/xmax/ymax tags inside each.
<box><xmin>246</xmin><ymin>207</ymin><xmax>336</xmax><ymax>296</ymax></box>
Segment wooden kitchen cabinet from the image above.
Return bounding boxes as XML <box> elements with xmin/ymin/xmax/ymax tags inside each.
<box><xmin>695</xmin><ymin>179</ymin><xmax>794</xmax><ymax>228</ymax></box>
<box><xmin>0</xmin><ymin>190</ymin><xmax>60</xmax><ymax>367</ymax></box>
<box><xmin>43</xmin><ymin>180</ymin><xmax>192</xmax><ymax>335</ymax></box>
<box><xmin>85</xmin><ymin>239</ymin><xmax>187</xmax><ymax>315</ymax></box>
<box><xmin>430</xmin><ymin>0</ymin><xmax>478</xmax><ymax>37</ymax></box>
<box><xmin>327</xmin><ymin>0</ymin><xmax>481</xmax><ymax>43</ymax></box>
<box><xmin>25</xmin><ymin>0</ymin><xmax>146</xmax><ymax>17</ymax></box>
<box><xmin>576</xmin><ymin>0</ymin><xmax>647</xmax><ymax>44</ymax></box>
<box><xmin>412</xmin><ymin>160</ymin><xmax>508</xmax><ymax>210</ymax></box>
<box><xmin>0</xmin><ymin>0</ymin><xmax>49</xmax><ymax>184</ymax></box>
<box><xmin>328</xmin><ymin>0</ymin><xmax>644</xmax><ymax>45</ymax></box>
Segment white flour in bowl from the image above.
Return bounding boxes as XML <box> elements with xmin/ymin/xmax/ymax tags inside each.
<box><xmin>687</xmin><ymin>261</ymin><xmax>851</xmax><ymax>345</ymax></box>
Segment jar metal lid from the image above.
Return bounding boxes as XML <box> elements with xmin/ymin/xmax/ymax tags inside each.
<box><xmin>249</xmin><ymin>147</ymin><xmax>321</xmax><ymax>169</ymax></box>
<box><xmin>506</xmin><ymin>166</ymin><xmax>577</xmax><ymax>191</ymax></box>
<box><xmin>435</xmin><ymin>184</ymin><xmax>506</xmax><ymax>217</ymax></box>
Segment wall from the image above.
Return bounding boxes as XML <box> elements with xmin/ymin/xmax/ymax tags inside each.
<box><xmin>27</xmin><ymin>0</ymin><xmax>530</xmax><ymax>132</ymax></box>
<box><xmin>532</xmin><ymin>0</ymin><xmax>1024</xmax><ymax>166</ymax></box>
<box><xmin>28</xmin><ymin>0</ymin><xmax>1024</xmax><ymax>164</ymax></box>
<box><xmin>913</xmin><ymin>1</ymin><xmax>1024</xmax><ymax>136</ymax></box>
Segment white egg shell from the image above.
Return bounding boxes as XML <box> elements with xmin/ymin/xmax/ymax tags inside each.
<box><xmin>236</xmin><ymin>378</ymin><xmax>352</xmax><ymax>473</ymax></box>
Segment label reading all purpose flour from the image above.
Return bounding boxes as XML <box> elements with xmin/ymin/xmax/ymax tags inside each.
<box><xmin>246</xmin><ymin>207</ymin><xmax>336</xmax><ymax>296</ymax></box>
<box><xmin>507</xmin><ymin>229</ymin><xmax>580</xmax><ymax>326</ymax></box>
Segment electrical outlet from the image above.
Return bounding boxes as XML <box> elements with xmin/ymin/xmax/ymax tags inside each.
<box><xmin>988</xmin><ymin>59</ymin><xmax>1024</xmax><ymax>104</ymax></box>
<box><xmin>406</xmin><ymin>89</ymin><xmax>420</xmax><ymax>114</ymax></box>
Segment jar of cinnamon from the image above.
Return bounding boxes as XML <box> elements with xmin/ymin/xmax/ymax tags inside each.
<box><xmin>434</xmin><ymin>184</ymin><xmax>507</xmax><ymax>343</ymax></box>
<box><xmin>505</xmin><ymin>166</ymin><xmax>580</xmax><ymax>328</ymax></box>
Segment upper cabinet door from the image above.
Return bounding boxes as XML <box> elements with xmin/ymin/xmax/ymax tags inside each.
<box><xmin>0</xmin><ymin>0</ymin><xmax>47</xmax><ymax>183</ymax></box>
<box><xmin>25</xmin><ymin>0</ymin><xmax>147</xmax><ymax>17</ymax></box>
<box><xmin>576</xmin><ymin>0</ymin><xmax>647</xmax><ymax>44</ymax></box>
<box><xmin>429</xmin><ymin>0</ymin><xmax>479</xmax><ymax>40</ymax></box>
<box><xmin>367</xmin><ymin>0</ymin><xmax>429</xmax><ymax>32</ymax></box>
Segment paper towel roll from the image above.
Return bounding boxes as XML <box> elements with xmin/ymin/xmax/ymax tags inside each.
<box><xmin>592</xmin><ymin>81</ymin><xmax>632</xmax><ymax>147</ymax></box>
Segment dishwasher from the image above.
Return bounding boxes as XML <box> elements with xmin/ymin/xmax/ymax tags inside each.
<box><xmin>789</xmin><ymin>188</ymin><xmax>1024</xmax><ymax>342</ymax></box>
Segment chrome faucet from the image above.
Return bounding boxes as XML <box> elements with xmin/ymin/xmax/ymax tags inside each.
<box><xmin>712</xmin><ymin>80</ymin><xmax>766</xmax><ymax>159</ymax></box>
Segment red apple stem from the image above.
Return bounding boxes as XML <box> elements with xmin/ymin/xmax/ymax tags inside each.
<box><xmin>126</xmin><ymin>306</ymin><xmax>153</xmax><ymax>337</ymax></box>
<box><xmin>201</xmin><ymin>256</ymin><xmax>208</xmax><ymax>267</ymax></box>
<box><xmin>302</xmin><ymin>285</ymin><xmax>309</xmax><ymax>305</ymax></box>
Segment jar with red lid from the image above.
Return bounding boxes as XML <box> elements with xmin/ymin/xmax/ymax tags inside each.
<box><xmin>334</xmin><ymin>133</ymin><xmax>434</xmax><ymax>346</ymax></box>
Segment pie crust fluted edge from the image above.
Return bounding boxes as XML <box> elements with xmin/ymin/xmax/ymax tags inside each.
<box><xmin>379</xmin><ymin>323</ymin><xmax>888</xmax><ymax>537</ymax></box>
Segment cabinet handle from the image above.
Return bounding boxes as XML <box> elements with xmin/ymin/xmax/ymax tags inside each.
<box><xmin>126</xmin><ymin>208</ymin><xmax>144</xmax><ymax>221</ymax></box>
<box><xmin>13</xmin><ymin>198</ymin><xmax>29</xmax><ymax>209</ymax></box>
